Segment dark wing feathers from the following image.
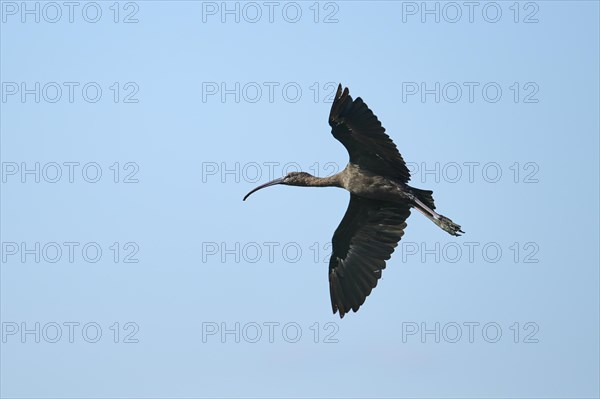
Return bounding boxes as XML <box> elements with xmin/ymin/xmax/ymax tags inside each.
<box><xmin>327</xmin><ymin>85</ymin><xmax>413</xmax><ymax>317</ymax></box>
<box><xmin>329</xmin><ymin>194</ymin><xmax>411</xmax><ymax>318</ymax></box>
<box><xmin>329</xmin><ymin>84</ymin><xmax>411</xmax><ymax>183</ymax></box>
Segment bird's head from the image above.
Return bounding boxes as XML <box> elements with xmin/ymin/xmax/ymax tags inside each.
<box><xmin>281</xmin><ymin>171</ymin><xmax>312</xmax><ymax>185</ymax></box>
<box><xmin>243</xmin><ymin>172</ymin><xmax>312</xmax><ymax>201</ymax></box>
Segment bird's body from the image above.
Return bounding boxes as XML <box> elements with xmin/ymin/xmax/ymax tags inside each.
<box><xmin>337</xmin><ymin>164</ymin><xmax>415</xmax><ymax>203</ymax></box>
<box><xmin>244</xmin><ymin>84</ymin><xmax>463</xmax><ymax>318</ymax></box>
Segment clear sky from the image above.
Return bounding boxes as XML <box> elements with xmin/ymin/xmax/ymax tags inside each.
<box><xmin>1</xmin><ymin>1</ymin><xmax>599</xmax><ymax>398</ymax></box>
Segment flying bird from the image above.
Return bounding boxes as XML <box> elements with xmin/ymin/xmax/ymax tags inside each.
<box><xmin>243</xmin><ymin>84</ymin><xmax>463</xmax><ymax>318</ymax></box>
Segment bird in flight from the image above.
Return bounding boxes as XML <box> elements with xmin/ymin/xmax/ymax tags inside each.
<box><xmin>244</xmin><ymin>84</ymin><xmax>463</xmax><ymax>318</ymax></box>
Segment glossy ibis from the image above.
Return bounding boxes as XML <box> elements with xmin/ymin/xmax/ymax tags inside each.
<box><xmin>244</xmin><ymin>84</ymin><xmax>463</xmax><ymax>318</ymax></box>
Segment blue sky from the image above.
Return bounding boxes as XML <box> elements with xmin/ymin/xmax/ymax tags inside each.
<box><xmin>1</xmin><ymin>1</ymin><xmax>599</xmax><ymax>398</ymax></box>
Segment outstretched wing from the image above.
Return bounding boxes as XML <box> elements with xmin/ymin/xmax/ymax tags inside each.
<box><xmin>329</xmin><ymin>84</ymin><xmax>411</xmax><ymax>183</ymax></box>
<box><xmin>329</xmin><ymin>194</ymin><xmax>411</xmax><ymax>318</ymax></box>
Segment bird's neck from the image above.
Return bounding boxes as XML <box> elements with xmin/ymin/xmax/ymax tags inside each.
<box><xmin>304</xmin><ymin>173</ymin><xmax>343</xmax><ymax>188</ymax></box>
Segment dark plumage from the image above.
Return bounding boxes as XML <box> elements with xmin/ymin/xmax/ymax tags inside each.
<box><xmin>244</xmin><ymin>84</ymin><xmax>463</xmax><ymax>318</ymax></box>
<box><xmin>329</xmin><ymin>195</ymin><xmax>411</xmax><ymax>316</ymax></box>
<box><xmin>329</xmin><ymin>85</ymin><xmax>411</xmax><ymax>183</ymax></box>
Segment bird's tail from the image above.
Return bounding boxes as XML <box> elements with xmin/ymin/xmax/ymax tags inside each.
<box><xmin>412</xmin><ymin>188</ymin><xmax>436</xmax><ymax>210</ymax></box>
<box><xmin>411</xmin><ymin>189</ymin><xmax>464</xmax><ymax>236</ymax></box>
<box><xmin>433</xmin><ymin>215</ymin><xmax>464</xmax><ymax>237</ymax></box>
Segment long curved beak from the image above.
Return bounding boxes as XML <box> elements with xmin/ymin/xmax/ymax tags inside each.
<box><xmin>243</xmin><ymin>177</ymin><xmax>285</xmax><ymax>201</ymax></box>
